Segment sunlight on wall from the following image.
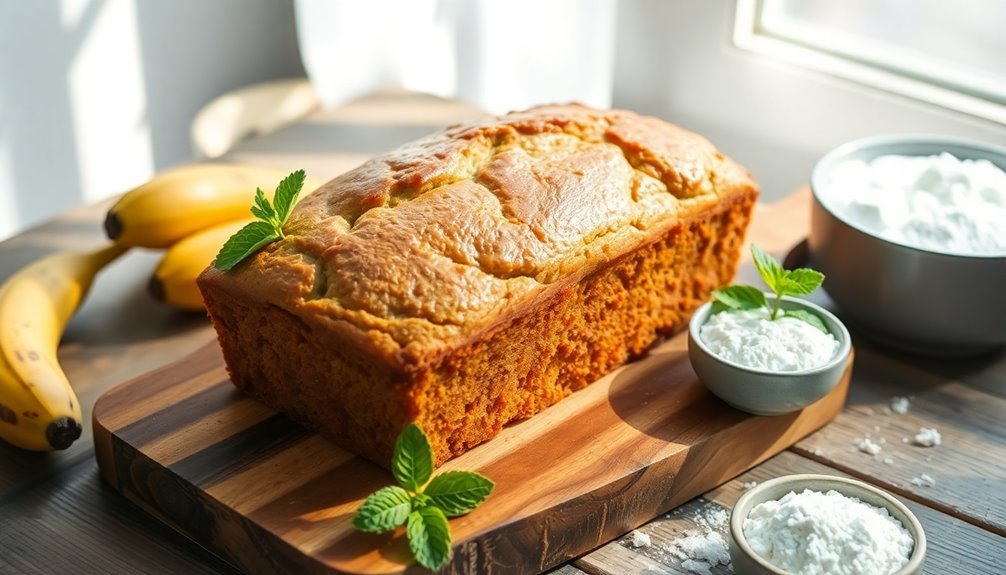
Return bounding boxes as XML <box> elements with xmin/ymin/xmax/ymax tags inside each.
<box><xmin>67</xmin><ymin>0</ymin><xmax>154</xmax><ymax>204</ymax></box>
<box><xmin>60</xmin><ymin>0</ymin><xmax>89</xmax><ymax>27</ymax></box>
<box><xmin>295</xmin><ymin>0</ymin><xmax>615</xmax><ymax>114</ymax></box>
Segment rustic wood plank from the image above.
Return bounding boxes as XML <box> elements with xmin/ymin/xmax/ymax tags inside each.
<box><xmin>790</xmin><ymin>341</ymin><xmax>1006</xmax><ymax>535</ymax></box>
<box><xmin>0</xmin><ymin>459</ymin><xmax>239</xmax><ymax>575</ymax></box>
<box><xmin>578</xmin><ymin>496</ymin><xmax>730</xmax><ymax>575</ymax></box>
<box><xmin>580</xmin><ymin>451</ymin><xmax>1004</xmax><ymax>575</ymax></box>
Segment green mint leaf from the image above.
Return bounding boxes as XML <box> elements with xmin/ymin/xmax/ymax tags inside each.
<box><xmin>393</xmin><ymin>423</ymin><xmax>434</xmax><ymax>492</ymax></box>
<box><xmin>250</xmin><ymin>187</ymin><xmax>277</xmax><ymax>224</ymax></box>
<box><xmin>213</xmin><ymin>221</ymin><xmax>279</xmax><ymax>271</ymax></box>
<box><xmin>712</xmin><ymin>285</ymin><xmax>766</xmax><ymax>312</ymax></box>
<box><xmin>412</xmin><ymin>492</ymin><xmax>432</xmax><ymax>510</ymax></box>
<box><xmin>407</xmin><ymin>506</ymin><xmax>452</xmax><ymax>571</ymax></box>
<box><xmin>785</xmin><ymin>309</ymin><xmax>830</xmax><ymax>334</ymax></box>
<box><xmin>272</xmin><ymin>168</ymin><xmax>306</xmax><ymax>223</ymax></box>
<box><xmin>750</xmin><ymin>244</ymin><xmax>783</xmax><ymax>294</ymax></box>
<box><xmin>778</xmin><ymin>268</ymin><xmax>825</xmax><ymax>296</ymax></box>
<box><xmin>424</xmin><ymin>470</ymin><xmax>495</xmax><ymax>517</ymax></box>
<box><xmin>352</xmin><ymin>485</ymin><xmax>412</xmax><ymax>533</ymax></box>
<box><xmin>215</xmin><ymin>169</ymin><xmax>308</xmax><ymax>271</ymax></box>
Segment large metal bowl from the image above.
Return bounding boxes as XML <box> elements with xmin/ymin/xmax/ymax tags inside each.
<box><xmin>809</xmin><ymin>135</ymin><xmax>1006</xmax><ymax>355</ymax></box>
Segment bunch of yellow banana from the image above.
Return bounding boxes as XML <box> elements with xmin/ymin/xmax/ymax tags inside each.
<box><xmin>106</xmin><ymin>163</ymin><xmax>321</xmax><ymax>311</ymax></box>
<box><xmin>0</xmin><ymin>163</ymin><xmax>316</xmax><ymax>451</ymax></box>
<box><xmin>0</xmin><ymin>244</ymin><xmax>127</xmax><ymax>451</ymax></box>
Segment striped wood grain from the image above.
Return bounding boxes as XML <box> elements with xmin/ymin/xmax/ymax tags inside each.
<box><xmin>93</xmin><ymin>332</ymin><xmax>852</xmax><ymax>575</ymax></box>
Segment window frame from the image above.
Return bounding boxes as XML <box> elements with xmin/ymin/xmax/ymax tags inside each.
<box><xmin>733</xmin><ymin>0</ymin><xmax>1006</xmax><ymax>125</ymax></box>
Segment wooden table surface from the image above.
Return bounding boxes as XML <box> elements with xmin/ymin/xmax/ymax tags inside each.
<box><xmin>0</xmin><ymin>91</ymin><xmax>1003</xmax><ymax>575</ymax></box>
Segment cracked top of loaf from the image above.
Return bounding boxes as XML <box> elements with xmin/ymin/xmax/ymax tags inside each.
<box><xmin>199</xmin><ymin>104</ymin><xmax>757</xmax><ymax>369</ymax></box>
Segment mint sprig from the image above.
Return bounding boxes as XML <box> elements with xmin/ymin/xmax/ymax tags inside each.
<box><xmin>213</xmin><ymin>169</ymin><xmax>306</xmax><ymax>270</ymax></box>
<box><xmin>712</xmin><ymin>244</ymin><xmax>828</xmax><ymax>332</ymax></box>
<box><xmin>353</xmin><ymin>424</ymin><xmax>494</xmax><ymax>571</ymax></box>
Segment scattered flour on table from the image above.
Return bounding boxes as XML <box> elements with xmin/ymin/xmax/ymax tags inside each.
<box><xmin>658</xmin><ymin>504</ymin><xmax>733</xmax><ymax>575</ymax></box>
<box><xmin>912</xmin><ymin>473</ymin><xmax>937</xmax><ymax>488</ymax></box>
<box><xmin>666</xmin><ymin>532</ymin><xmax>730</xmax><ymax>575</ymax></box>
<box><xmin>883</xmin><ymin>456</ymin><xmax>895</xmax><ymax>465</ymax></box>
<box><xmin>701</xmin><ymin>308</ymin><xmax>838</xmax><ymax>371</ymax></box>
<box><xmin>744</xmin><ymin>489</ymin><xmax>913</xmax><ymax>575</ymax></box>
<box><xmin>743</xmin><ymin>480</ymin><xmax>759</xmax><ymax>491</ymax></box>
<box><xmin>629</xmin><ymin>530</ymin><xmax>651</xmax><ymax>548</ymax></box>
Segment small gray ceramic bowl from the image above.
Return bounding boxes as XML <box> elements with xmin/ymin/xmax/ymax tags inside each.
<box><xmin>810</xmin><ymin>135</ymin><xmax>1006</xmax><ymax>355</ymax></box>
<box><xmin>730</xmin><ymin>474</ymin><xmax>926</xmax><ymax>575</ymax></box>
<box><xmin>687</xmin><ymin>296</ymin><xmax>851</xmax><ymax>416</ymax></box>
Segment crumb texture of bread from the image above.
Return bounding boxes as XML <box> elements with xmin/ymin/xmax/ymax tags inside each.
<box><xmin>198</xmin><ymin>104</ymin><xmax>759</xmax><ymax>466</ymax></box>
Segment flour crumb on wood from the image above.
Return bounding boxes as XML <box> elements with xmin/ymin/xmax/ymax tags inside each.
<box><xmin>890</xmin><ymin>396</ymin><xmax>910</xmax><ymax>414</ymax></box>
<box><xmin>853</xmin><ymin>437</ymin><xmax>883</xmax><ymax>455</ymax></box>
<box><xmin>912</xmin><ymin>427</ymin><xmax>942</xmax><ymax>447</ymax></box>
<box><xmin>666</xmin><ymin>531</ymin><xmax>730</xmax><ymax>575</ymax></box>
<box><xmin>629</xmin><ymin>529</ymin><xmax>651</xmax><ymax>548</ymax></box>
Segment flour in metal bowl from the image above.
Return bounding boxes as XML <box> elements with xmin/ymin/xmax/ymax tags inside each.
<box><xmin>823</xmin><ymin>152</ymin><xmax>1006</xmax><ymax>256</ymax></box>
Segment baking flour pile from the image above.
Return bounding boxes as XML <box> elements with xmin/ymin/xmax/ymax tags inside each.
<box><xmin>824</xmin><ymin>152</ymin><xmax>1006</xmax><ymax>255</ymax></box>
<box><xmin>744</xmin><ymin>489</ymin><xmax>913</xmax><ymax>575</ymax></box>
<box><xmin>701</xmin><ymin>308</ymin><xmax>838</xmax><ymax>371</ymax></box>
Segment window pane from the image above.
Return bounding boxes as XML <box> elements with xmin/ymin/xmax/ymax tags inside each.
<box><xmin>759</xmin><ymin>0</ymin><xmax>1006</xmax><ymax>103</ymax></box>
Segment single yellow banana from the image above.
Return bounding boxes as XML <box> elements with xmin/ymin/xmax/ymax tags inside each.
<box><xmin>0</xmin><ymin>244</ymin><xmax>127</xmax><ymax>451</ymax></box>
<box><xmin>149</xmin><ymin>218</ymin><xmax>254</xmax><ymax>311</ymax></box>
<box><xmin>105</xmin><ymin>164</ymin><xmax>322</xmax><ymax>248</ymax></box>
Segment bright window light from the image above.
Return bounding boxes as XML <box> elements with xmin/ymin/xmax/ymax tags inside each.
<box><xmin>735</xmin><ymin>0</ymin><xmax>1006</xmax><ymax>124</ymax></box>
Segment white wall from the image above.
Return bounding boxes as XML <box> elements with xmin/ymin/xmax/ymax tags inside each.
<box><xmin>612</xmin><ymin>0</ymin><xmax>1006</xmax><ymax>201</ymax></box>
<box><xmin>0</xmin><ymin>0</ymin><xmax>304</xmax><ymax>240</ymax></box>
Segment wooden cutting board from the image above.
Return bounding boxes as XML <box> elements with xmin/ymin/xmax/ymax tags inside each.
<box><xmin>93</xmin><ymin>331</ymin><xmax>851</xmax><ymax>575</ymax></box>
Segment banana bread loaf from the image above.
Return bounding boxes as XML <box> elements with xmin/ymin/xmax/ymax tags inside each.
<box><xmin>198</xmin><ymin>104</ymin><xmax>759</xmax><ymax>467</ymax></box>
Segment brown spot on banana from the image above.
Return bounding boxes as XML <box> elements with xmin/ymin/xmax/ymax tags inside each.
<box><xmin>0</xmin><ymin>404</ymin><xmax>17</xmax><ymax>425</ymax></box>
<box><xmin>22</xmin><ymin>411</ymin><xmax>39</xmax><ymax>419</ymax></box>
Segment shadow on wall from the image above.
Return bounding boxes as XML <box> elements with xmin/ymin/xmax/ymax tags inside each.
<box><xmin>0</xmin><ymin>0</ymin><xmax>305</xmax><ymax>241</ymax></box>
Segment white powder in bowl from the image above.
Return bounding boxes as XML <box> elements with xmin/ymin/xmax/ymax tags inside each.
<box><xmin>700</xmin><ymin>308</ymin><xmax>838</xmax><ymax>371</ymax></box>
<box><xmin>824</xmin><ymin>152</ymin><xmax>1006</xmax><ymax>255</ymax></box>
<box><xmin>744</xmin><ymin>488</ymin><xmax>913</xmax><ymax>575</ymax></box>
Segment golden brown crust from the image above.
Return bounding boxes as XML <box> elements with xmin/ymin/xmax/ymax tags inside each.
<box><xmin>200</xmin><ymin>105</ymin><xmax>755</xmax><ymax>364</ymax></box>
<box><xmin>198</xmin><ymin>104</ymin><xmax>759</xmax><ymax>466</ymax></box>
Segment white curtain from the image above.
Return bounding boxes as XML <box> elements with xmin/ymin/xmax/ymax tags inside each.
<box><xmin>294</xmin><ymin>0</ymin><xmax>617</xmax><ymax>114</ymax></box>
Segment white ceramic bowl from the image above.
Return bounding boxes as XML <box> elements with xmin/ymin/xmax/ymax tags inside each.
<box><xmin>687</xmin><ymin>296</ymin><xmax>851</xmax><ymax>416</ymax></box>
<box><xmin>809</xmin><ymin>135</ymin><xmax>1006</xmax><ymax>355</ymax></box>
<box><xmin>730</xmin><ymin>474</ymin><xmax>926</xmax><ymax>575</ymax></box>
